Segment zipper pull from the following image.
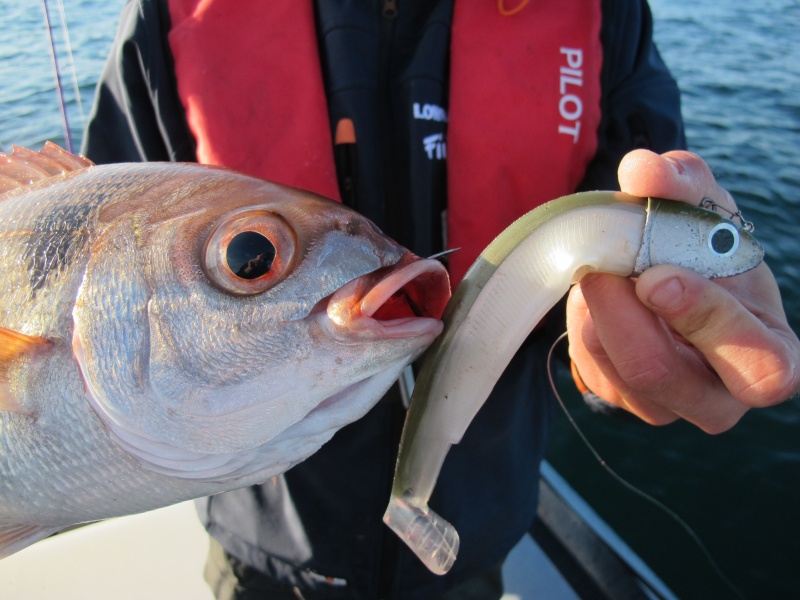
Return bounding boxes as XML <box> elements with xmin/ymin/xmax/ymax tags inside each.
<box><xmin>383</xmin><ymin>0</ymin><xmax>398</xmax><ymax>19</ymax></box>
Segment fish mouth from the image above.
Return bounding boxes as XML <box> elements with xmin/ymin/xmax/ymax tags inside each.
<box><xmin>326</xmin><ymin>255</ymin><xmax>451</xmax><ymax>339</ymax></box>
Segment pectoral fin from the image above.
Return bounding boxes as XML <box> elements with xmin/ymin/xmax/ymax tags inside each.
<box><xmin>0</xmin><ymin>523</ymin><xmax>62</xmax><ymax>559</ymax></box>
<box><xmin>0</xmin><ymin>328</ymin><xmax>52</xmax><ymax>415</ymax></box>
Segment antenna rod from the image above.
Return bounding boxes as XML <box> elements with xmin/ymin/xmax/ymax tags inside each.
<box><xmin>41</xmin><ymin>0</ymin><xmax>73</xmax><ymax>153</ymax></box>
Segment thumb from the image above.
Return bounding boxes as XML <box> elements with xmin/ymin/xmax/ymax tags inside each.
<box><xmin>619</xmin><ymin>149</ymin><xmax>736</xmax><ymax>211</ymax></box>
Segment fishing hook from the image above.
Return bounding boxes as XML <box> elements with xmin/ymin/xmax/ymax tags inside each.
<box><xmin>700</xmin><ymin>197</ymin><xmax>755</xmax><ymax>233</ymax></box>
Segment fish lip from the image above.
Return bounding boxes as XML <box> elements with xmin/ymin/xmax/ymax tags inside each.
<box><xmin>326</xmin><ymin>255</ymin><xmax>451</xmax><ymax>339</ymax></box>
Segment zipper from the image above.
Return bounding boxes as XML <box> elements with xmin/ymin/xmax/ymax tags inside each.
<box><xmin>377</xmin><ymin>6</ymin><xmax>400</xmax><ymax>596</ymax></box>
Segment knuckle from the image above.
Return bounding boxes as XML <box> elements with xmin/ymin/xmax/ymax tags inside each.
<box><xmin>672</xmin><ymin>301</ymin><xmax>721</xmax><ymax>343</ymax></box>
<box><xmin>700</xmin><ymin>399</ymin><xmax>751</xmax><ymax>434</ymax></box>
<box><xmin>616</xmin><ymin>353</ymin><xmax>676</xmax><ymax>394</ymax></box>
<box><xmin>699</xmin><ymin>414</ymin><xmax>742</xmax><ymax>435</ymax></box>
<box><xmin>635</xmin><ymin>411</ymin><xmax>679</xmax><ymax>427</ymax></box>
<box><xmin>741</xmin><ymin>358</ymin><xmax>800</xmax><ymax>408</ymax></box>
<box><xmin>732</xmin><ymin>336</ymin><xmax>800</xmax><ymax>408</ymax></box>
<box><xmin>617</xmin><ymin>391</ymin><xmax>679</xmax><ymax>426</ymax></box>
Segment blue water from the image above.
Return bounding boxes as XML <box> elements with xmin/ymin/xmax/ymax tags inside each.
<box><xmin>0</xmin><ymin>1</ymin><xmax>798</xmax><ymax>598</ymax></box>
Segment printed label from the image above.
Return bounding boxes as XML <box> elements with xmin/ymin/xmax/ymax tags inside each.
<box><xmin>558</xmin><ymin>47</ymin><xmax>584</xmax><ymax>143</ymax></box>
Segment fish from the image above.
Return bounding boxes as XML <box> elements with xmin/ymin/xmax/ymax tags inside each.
<box><xmin>0</xmin><ymin>143</ymin><xmax>450</xmax><ymax>558</ymax></box>
<box><xmin>382</xmin><ymin>191</ymin><xmax>765</xmax><ymax>575</ymax></box>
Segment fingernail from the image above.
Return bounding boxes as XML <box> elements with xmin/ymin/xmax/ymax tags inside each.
<box><xmin>647</xmin><ymin>277</ymin><xmax>686</xmax><ymax>311</ymax></box>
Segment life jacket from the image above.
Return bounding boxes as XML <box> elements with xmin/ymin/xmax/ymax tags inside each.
<box><xmin>166</xmin><ymin>0</ymin><xmax>602</xmax><ymax>284</ymax></box>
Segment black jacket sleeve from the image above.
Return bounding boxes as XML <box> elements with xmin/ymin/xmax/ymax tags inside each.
<box><xmin>578</xmin><ymin>0</ymin><xmax>687</xmax><ymax>191</ymax></box>
<box><xmin>81</xmin><ymin>0</ymin><xmax>196</xmax><ymax>164</ymax></box>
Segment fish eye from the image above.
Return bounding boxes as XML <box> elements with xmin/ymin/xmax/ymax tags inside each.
<box><xmin>203</xmin><ymin>210</ymin><xmax>297</xmax><ymax>295</ymax></box>
<box><xmin>708</xmin><ymin>222</ymin><xmax>740</xmax><ymax>258</ymax></box>
<box><xmin>227</xmin><ymin>231</ymin><xmax>276</xmax><ymax>279</ymax></box>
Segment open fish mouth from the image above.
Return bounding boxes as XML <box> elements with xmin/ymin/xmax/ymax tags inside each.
<box><xmin>327</xmin><ymin>255</ymin><xmax>451</xmax><ymax>339</ymax></box>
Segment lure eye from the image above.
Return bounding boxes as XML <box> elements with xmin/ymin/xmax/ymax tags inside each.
<box><xmin>708</xmin><ymin>222</ymin><xmax>740</xmax><ymax>258</ymax></box>
<box><xmin>203</xmin><ymin>210</ymin><xmax>297</xmax><ymax>295</ymax></box>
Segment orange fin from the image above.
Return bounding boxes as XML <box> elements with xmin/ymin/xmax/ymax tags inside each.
<box><xmin>0</xmin><ymin>328</ymin><xmax>52</xmax><ymax>415</ymax></box>
<box><xmin>0</xmin><ymin>142</ymin><xmax>94</xmax><ymax>195</ymax></box>
<box><xmin>0</xmin><ymin>523</ymin><xmax>62</xmax><ymax>559</ymax></box>
<box><xmin>0</xmin><ymin>328</ymin><xmax>52</xmax><ymax>369</ymax></box>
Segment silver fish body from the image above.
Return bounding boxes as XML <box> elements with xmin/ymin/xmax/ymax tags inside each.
<box><xmin>383</xmin><ymin>191</ymin><xmax>764</xmax><ymax>575</ymax></box>
<box><xmin>0</xmin><ymin>144</ymin><xmax>450</xmax><ymax>557</ymax></box>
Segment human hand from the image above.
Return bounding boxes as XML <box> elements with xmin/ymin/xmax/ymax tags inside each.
<box><xmin>566</xmin><ymin>149</ymin><xmax>800</xmax><ymax>433</ymax></box>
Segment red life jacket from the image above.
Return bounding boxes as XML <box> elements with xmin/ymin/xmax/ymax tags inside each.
<box><xmin>166</xmin><ymin>0</ymin><xmax>601</xmax><ymax>284</ymax></box>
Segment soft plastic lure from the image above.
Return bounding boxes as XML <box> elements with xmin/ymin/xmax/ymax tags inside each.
<box><xmin>383</xmin><ymin>191</ymin><xmax>764</xmax><ymax>575</ymax></box>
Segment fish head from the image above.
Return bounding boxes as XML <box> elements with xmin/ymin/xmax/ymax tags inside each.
<box><xmin>633</xmin><ymin>198</ymin><xmax>765</xmax><ymax>277</ymax></box>
<box><xmin>72</xmin><ymin>164</ymin><xmax>450</xmax><ymax>483</ymax></box>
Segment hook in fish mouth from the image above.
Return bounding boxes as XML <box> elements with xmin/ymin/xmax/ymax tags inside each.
<box><xmin>427</xmin><ymin>248</ymin><xmax>461</xmax><ymax>261</ymax></box>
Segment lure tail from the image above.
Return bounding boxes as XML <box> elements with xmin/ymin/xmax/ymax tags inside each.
<box><xmin>383</xmin><ymin>496</ymin><xmax>459</xmax><ymax>575</ymax></box>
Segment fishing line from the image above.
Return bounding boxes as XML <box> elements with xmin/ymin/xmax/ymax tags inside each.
<box><xmin>546</xmin><ymin>331</ymin><xmax>747</xmax><ymax>600</ymax></box>
<box><xmin>54</xmin><ymin>0</ymin><xmax>86</xmax><ymax>128</ymax></box>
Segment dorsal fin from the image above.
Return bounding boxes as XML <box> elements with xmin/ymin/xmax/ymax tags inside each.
<box><xmin>0</xmin><ymin>142</ymin><xmax>95</xmax><ymax>195</ymax></box>
<box><xmin>0</xmin><ymin>328</ymin><xmax>52</xmax><ymax>416</ymax></box>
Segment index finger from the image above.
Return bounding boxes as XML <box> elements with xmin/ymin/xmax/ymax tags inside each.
<box><xmin>636</xmin><ymin>263</ymin><xmax>800</xmax><ymax>408</ymax></box>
